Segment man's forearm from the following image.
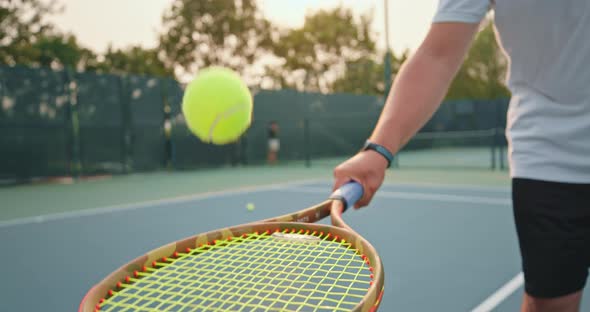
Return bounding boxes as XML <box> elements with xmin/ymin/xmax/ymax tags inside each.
<box><xmin>370</xmin><ymin>23</ymin><xmax>477</xmax><ymax>154</ymax></box>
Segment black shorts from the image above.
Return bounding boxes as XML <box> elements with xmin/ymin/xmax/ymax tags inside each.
<box><xmin>513</xmin><ymin>178</ymin><xmax>590</xmax><ymax>298</ymax></box>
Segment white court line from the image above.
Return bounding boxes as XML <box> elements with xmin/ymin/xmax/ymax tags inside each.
<box><xmin>0</xmin><ymin>179</ymin><xmax>323</xmax><ymax>228</ymax></box>
<box><xmin>286</xmin><ymin>187</ymin><xmax>511</xmax><ymax>206</ymax></box>
<box><xmin>471</xmin><ymin>272</ymin><xmax>524</xmax><ymax>312</ymax></box>
<box><xmin>378</xmin><ymin>190</ymin><xmax>511</xmax><ymax>206</ymax></box>
<box><xmin>304</xmin><ymin>180</ymin><xmax>509</xmax><ymax>193</ymax></box>
<box><xmin>381</xmin><ymin>181</ymin><xmax>510</xmax><ymax>193</ymax></box>
<box><xmin>1</xmin><ymin>180</ymin><xmax>510</xmax><ymax>228</ymax></box>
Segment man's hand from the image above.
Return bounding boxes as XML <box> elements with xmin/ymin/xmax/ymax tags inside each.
<box><xmin>332</xmin><ymin>151</ymin><xmax>388</xmax><ymax>208</ymax></box>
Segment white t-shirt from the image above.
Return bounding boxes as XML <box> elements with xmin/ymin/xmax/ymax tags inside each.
<box><xmin>433</xmin><ymin>0</ymin><xmax>590</xmax><ymax>183</ymax></box>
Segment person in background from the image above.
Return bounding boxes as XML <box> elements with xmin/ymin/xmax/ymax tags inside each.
<box><xmin>267</xmin><ymin>121</ymin><xmax>280</xmax><ymax>165</ymax></box>
<box><xmin>333</xmin><ymin>1</ymin><xmax>590</xmax><ymax>311</ymax></box>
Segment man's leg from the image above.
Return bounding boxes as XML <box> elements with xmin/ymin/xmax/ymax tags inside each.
<box><xmin>267</xmin><ymin>140</ymin><xmax>276</xmax><ymax>164</ymax></box>
<box><xmin>521</xmin><ymin>290</ymin><xmax>582</xmax><ymax>312</ymax></box>
<box><xmin>512</xmin><ymin>178</ymin><xmax>590</xmax><ymax>312</ymax></box>
<box><xmin>267</xmin><ymin>139</ymin><xmax>279</xmax><ymax>165</ymax></box>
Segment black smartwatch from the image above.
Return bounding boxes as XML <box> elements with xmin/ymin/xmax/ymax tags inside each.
<box><xmin>362</xmin><ymin>140</ymin><xmax>394</xmax><ymax>168</ymax></box>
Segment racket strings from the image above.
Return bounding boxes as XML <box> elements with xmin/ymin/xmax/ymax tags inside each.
<box><xmin>224</xmin><ymin>231</ymin><xmax>321</xmax><ymax>310</ymax></box>
<box><xmin>99</xmin><ymin>229</ymin><xmax>372</xmax><ymax>311</ymax></box>
<box><xmin>274</xmin><ymin>231</ymin><xmax>364</xmax><ymax>311</ymax></box>
<box><xmin>232</xmin><ymin>231</ymin><xmax>358</xmax><ymax>311</ymax></box>
<box><xmin>104</xmin><ymin>234</ymin><xmax>275</xmax><ymax>311</ymax></box>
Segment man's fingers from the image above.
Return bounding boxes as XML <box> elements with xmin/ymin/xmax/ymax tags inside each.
<box><xmin>332</xmin><ymin>176</ymin><xmax>350</xmax><ymax>192</ymax></box>
<box><xmin>354</xmin><ymin>178</ymin><xmax>382</xmax><ymax>208</ymax></box>
<box><xmin>355</xmin><ymin>192</ymin><xmax>373</xmax><ymax>209</ymax></box>
<box><xmin>332</xmin><ymin>165</ymin><xmax>355</xmax><ymax>191</ymax></box>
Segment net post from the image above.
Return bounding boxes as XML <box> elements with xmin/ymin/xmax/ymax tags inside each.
<box><xmin>383</xmin><ymin>0</ymin><xmax>392</xmax><ymax>97</ymax></box>
<box><xmin>499</xmin><ymin>127</ymin><xmax>505</xmax><ymax>170</ymax></box>
<box><xmin>495</xmin><ymin>99</ymin><xmax>506</xmax><ymax>171</ymax></box>
<box><xmin>119</xmin><ymin>75</ymin><xmax>132</xmax><ymax>174</ymax></box>
<box><xmin>304</xmin><ymin>118</ymin><xmax>311</xmax><ymax>168</ymax></box>
<box><xmin>383</xmin><ymin>52</ymin><xmax>392</xmax><ymax>98</ymax></box>
<box><xmin>491</xmin><ymin>128</ymin><xmax>497</xmax><ymax>171</ymax></box>
<box><xmin>64</xmin><ymin>68</ymin><xmax>81</xmax><ymax>180</ymax></box>
<box><xmin>162</xmin><ymin>78</ymin><xmax>173</xmax><ymax>170</ymax></box>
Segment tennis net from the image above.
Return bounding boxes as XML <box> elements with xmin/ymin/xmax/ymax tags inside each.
<box><xmin>305</xmin><ymin>128</ymin><xmax>506</xmax><ymax>170</ymax></box>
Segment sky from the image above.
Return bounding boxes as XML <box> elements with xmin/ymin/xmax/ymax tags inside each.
<box><xmin>48</xmin><ymin>0</ymin><xmax>439</xmax><ymax>55</ymax></box>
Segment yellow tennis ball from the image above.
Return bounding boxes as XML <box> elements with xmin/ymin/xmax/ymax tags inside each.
<box><xmin>246</xmin><ymin>203</ymin><xmax>255</xmax><ymax>211</ymax></box>
<box><xmin>182</xmin><ymin>67</ymin><xmax>253</xmax><ymax>145</ymax></box>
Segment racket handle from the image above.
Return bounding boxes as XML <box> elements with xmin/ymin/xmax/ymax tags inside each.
<box><xmin>329</xmin><ymin>181</ymin><xmax>364</xmax><ymax>212</ymax></box>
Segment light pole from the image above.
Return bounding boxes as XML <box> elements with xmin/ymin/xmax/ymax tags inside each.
<box><xmin>383</xmin><ymin>0</ymin><xmax>392</xmax><ymax>98</ymax></box>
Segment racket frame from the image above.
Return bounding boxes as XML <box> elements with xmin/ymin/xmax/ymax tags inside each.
<box><xmin>80</xmin><ymin>200</ymin><xmax>384</xmax><ymax>312</ymax></box>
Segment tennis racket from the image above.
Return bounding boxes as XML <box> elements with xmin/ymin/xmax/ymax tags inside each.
<box><xmin>80</xmin><ymin>181</ymin><xmax>384</xmax><ymax>312</ymax></box>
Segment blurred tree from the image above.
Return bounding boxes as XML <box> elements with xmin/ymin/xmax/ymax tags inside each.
<box><xmin>333</xmin><ymin>18</ymin><xmax>509</xmax><ymax>99</ymax></box>
<box><xmin>0</xmin><ymin>0</ymin><xmax>102</xmax><ymax>71</ymax></box>
<box><xmin>0</xmin><ymin>0</ymin><xmax>60</xmax><ymax>65</ymax></box>
<box><xmin>99</xmin><ymin>46</ymin><xmax>174</xmax><ymax>77</ymax></box>
<box><xmin>158</xmin><ymin>0</ymin><xmax>273</xmax><ymax>77</ymax></box>
<box><xmin>1</xmin><ymin>0</ymin><xmax>172</xmax><ymax>76</ymax></box>
<box><xmin>332</xmin><ymin>50</ymin><xmax>409</xmax><ymax>95</ymax></box>
<box><xmin>32</xmin><ymin>33</ymin><xmax>99</xmax><ymax>70</ymax></box>
<box><xmin>268</xmin><ymin>7</ymin><xmax>377</xmax><ymax>93</ymax></box>
<box><xmin>11</xmin><ymin>33</ymin><xmax>173</xmax><ymax>76</ymax></box>
<box><xmin>332</xmin><ymin>57</ymin><xmax>382</xmax><ymax>95</ymax></box>
<box><xmin>445</xmin><ymin>19</ymin><xmax>510</xmax><ymax>100</ymax></box>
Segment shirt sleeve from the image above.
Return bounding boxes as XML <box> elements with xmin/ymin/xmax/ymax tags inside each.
<box><xmin>433</xmin><ymin>0</ymin><xmax>492</xmax><ymax>24</ymax></box>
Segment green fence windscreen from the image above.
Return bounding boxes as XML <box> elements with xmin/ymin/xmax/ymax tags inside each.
<box><xmin>125</xmin><ymin>75</ymin><xmax>167</xmax><ymax>171</ymax></box>
<box><xmin>0</xmin><ymin>65</ymin><xmax>71</xmax><ymax>180</ymax></box>
<box><xmin>0</xmin><ymin>64</ymin><xmax>510</xmax><ymax>183</ymax></box>
<box><xmin>75</xmin><ymin>72</ymin><xmax>126</xmax><ymax>175</ymax></box>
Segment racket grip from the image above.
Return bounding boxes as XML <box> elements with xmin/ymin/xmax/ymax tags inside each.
<box><xmin>329</xmin><ymin>181</ymin><xmax>364</xmax><ymax>212</ymax></box>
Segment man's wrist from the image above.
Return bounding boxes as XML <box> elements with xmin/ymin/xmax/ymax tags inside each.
<box><xmin>362</xmin><ymin>140</ymin><xmax>394</xmax><ymax>168</ymax></box>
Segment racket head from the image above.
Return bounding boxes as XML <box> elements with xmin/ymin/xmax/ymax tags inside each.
<box><xmin>79</xmin><ymin>221</ymin><xmax>384</xmax><ymax>312</ymax></box>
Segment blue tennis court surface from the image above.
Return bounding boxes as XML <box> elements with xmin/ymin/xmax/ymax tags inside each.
<box><xmin>1</xmin><ymin>180</ymin><xmax>588</xmax><ymax>311</ymax></box>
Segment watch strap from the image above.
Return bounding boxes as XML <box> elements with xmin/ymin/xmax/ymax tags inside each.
<box><xmin>363</xmin><ymin>141</ymin><xmax>394</xmax><ymax>168</ymax></box>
